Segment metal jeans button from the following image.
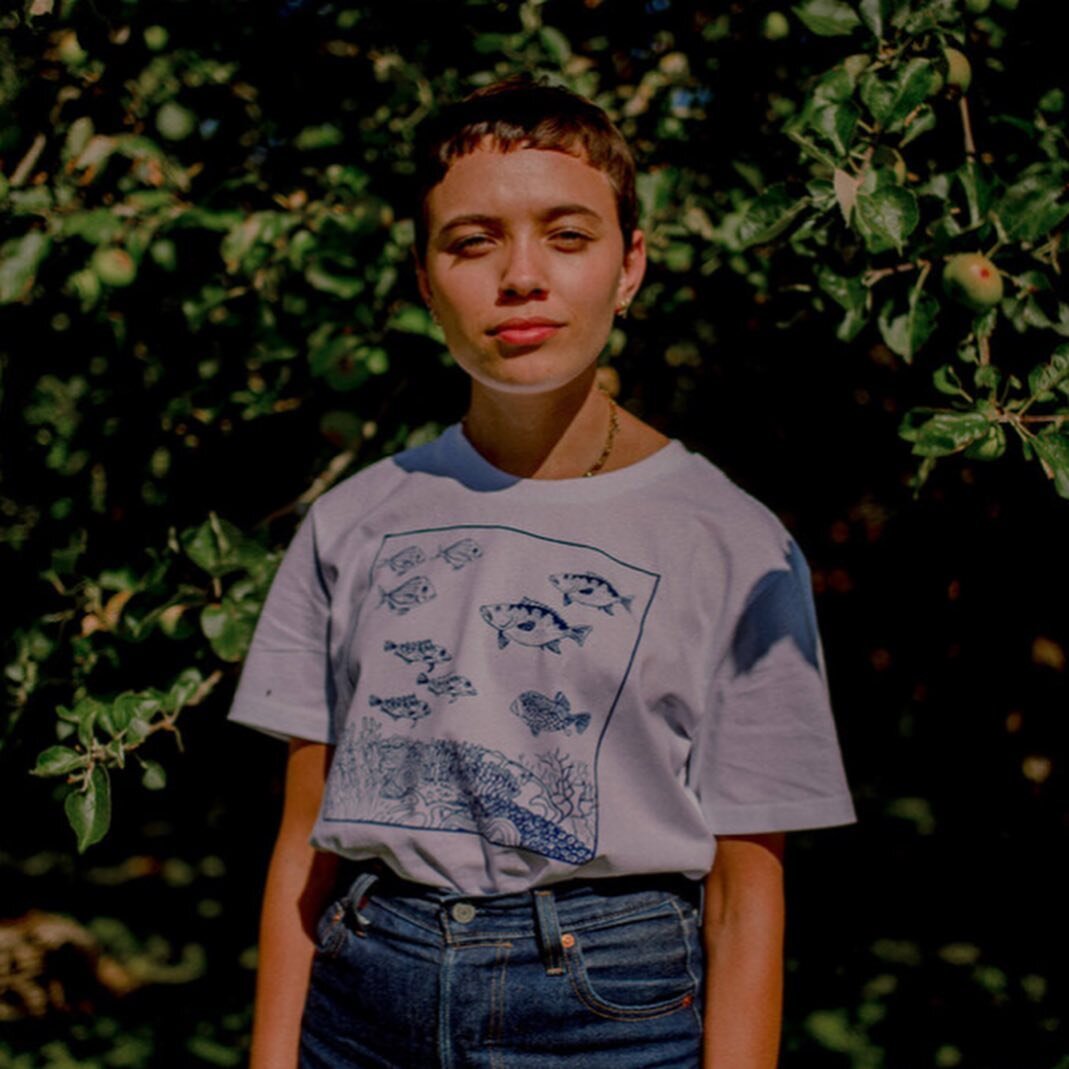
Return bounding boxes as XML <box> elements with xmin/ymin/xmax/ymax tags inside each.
<box><xmin>451</xmin><ymin>901</ymin><xmax>476</xmax><ymax>924</ymax></box>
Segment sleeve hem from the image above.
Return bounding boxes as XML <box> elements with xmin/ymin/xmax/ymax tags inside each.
<box><xmin>710</xmin><ymin>794</ymin><xmax>857</xmax><ymax>835</ymax></box>
<box><xmin>228</xmin><ymin>702</ymin><xmax>335</xmax><ymax>745</ymax></box>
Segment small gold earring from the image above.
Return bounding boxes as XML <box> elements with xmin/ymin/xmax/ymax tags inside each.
<box><xmin>615</xmin><ymin>299</ymin><xmax>630</xmax><ymax>318</ymax></box>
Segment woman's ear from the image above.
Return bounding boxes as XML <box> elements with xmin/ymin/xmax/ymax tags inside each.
<box><xmin>617</xmin><ymin>229</ymin><xmax>647</xmax><ymax>309</ymax></box>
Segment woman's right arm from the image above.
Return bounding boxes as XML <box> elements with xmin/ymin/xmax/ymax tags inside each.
<box><xmin>249</xmin><ymin>738</ymin><xmax>340</xmax><ymax>1069</ymax></box>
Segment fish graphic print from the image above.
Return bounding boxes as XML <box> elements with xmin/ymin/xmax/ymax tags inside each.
<box><xmin>383</xmin><ymin>639</ymin><xmax>452</xmax><ymax>673</ymax></box>
<box><xmin>376</xmin><ymin>545</ymin><xmax>426</xmax><ymax>576</ymax></box>
<box><xmin>369</xmin><ymin>693</ymin><xmax>432</xmax><ymax>724</ymax></box>
<box><xmin>416</xmin><ymin>672</ymin><xmax>478</xmax><ymax>702</ymax></box>
<box><xmin>435</xmin><ymin>537</ymin><xmax>483</xmax><ymax>570</ymax></box>
<box><xmin>378</xmin><ymin>575</ymin><xmax>436</xmax><ymax>615</ymax></box>
<box><xmin>479</xmin><ymin>597</ymin><xmax>592</xmax><ymax>654</ymax></box>
<box><xmin>549</xmin><ymin>572</ymin><xmax>634</xmax><ymax>615</ymax></box>
<box><xmin>510</xmin><ymin>691</ymin><xmax>591</xmax><ymax>737</ymax></box>
<box><xmin>325</xmin><ymin>524</ymin><xmax>661</xmax><ymax>870</ymax></box>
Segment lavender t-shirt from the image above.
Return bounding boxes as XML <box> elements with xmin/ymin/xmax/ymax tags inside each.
<box><xmin>229</xmin><ymin>425</ymin><xmax>855</xmax><ymax>895</ymax></box>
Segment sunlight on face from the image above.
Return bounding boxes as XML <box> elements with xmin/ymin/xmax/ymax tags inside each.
<box><xmin>419</xmin><ymin>142</ymin><xmax>646</xmax><ymax>395</ymax></box>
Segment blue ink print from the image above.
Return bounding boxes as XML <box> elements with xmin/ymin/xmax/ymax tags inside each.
<box><xmin>510</xmin><ymin>690</ymin><xmax>591</xmax><ymax>737</ymax></box>
<box><xmin>383</xmin><ymin>639</ymin><xmax>452</xmax><ymax>673</ymax></box>
<box><xmin>416</xmin><ymin>672</ymin><xmax>478</xmax><ymax>703</ymax></box>
<box><xmin>732</xmin><ymin>542</ymin><xmax>819</xmax><ymax>676</ymax></box>
<box><xmin>479</xmin><ymin>597</ymin><xmax>592</xmax><ymax>654</ymax></box>
<box><xmin>435</xmin><ymin>537</ymin><xmax>483</xmax><ymax>570</ymax></box>
<box><xmin>549</xmin><ymin>572</ymin><xmax>634</xmax><ymax>615</ymax></box>
<box><xmin>377</xmin><ymin>545</ymin><xmax>426</xmax><ymax>576</ymax></box>
<box><xmin>369</xmin><ymin>693</ymin><xmax>432</xmax><ymax>725</ymax></box>
<box><xmin>378</xmin><ymin>575</ymin><xmax>436</xmax><ymax>615</ymax></box>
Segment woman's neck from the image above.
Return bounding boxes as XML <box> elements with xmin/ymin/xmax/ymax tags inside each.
<box><xmin>462</xmin><ymin>374</ymin><xmax>614</xmax><ymax>480</ymax></box>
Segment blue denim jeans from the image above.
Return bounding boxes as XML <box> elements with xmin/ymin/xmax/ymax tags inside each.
<box><xmin>299</xmin><ymin>866</ymin><xmax>704</xmax><ymax>1068</ymax></box>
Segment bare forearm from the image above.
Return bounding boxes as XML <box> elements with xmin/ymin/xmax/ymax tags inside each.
<box><xmin>700</xmin><ymin>834</ymin><xmax>785</xmax><ymax>1069</ymax></box>
<box><xmin>249</xmin><ymin>838</ymin><xmax>338</xmax><ymax>1069</ymax></box>
<box><xmin>249</xmin><ymin>740</ymin><xmax>337</xmax><ymax>1069</ymax></box>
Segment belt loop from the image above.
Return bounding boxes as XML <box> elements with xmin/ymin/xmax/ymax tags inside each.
<box><xmin>343</xmin><ymin>870</ymin><xmax>379</xmax><ymax>933</ymax></box>
<box><xmin>532</xmin><ymin>889</ymin><xmax>565</xmax><ymax>976</ymax></box>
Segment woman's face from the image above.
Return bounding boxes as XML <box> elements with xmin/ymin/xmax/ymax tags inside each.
<box><xmin>418</xmin><ymin>141</ymin><xmax>645</xmax><ymax>396</ymax></box>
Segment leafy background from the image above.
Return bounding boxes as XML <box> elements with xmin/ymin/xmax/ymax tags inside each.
<box><xmin>1</xmin><ymin>0</ymin><xmax>1067</xmax><ymax>1065</ymax></box>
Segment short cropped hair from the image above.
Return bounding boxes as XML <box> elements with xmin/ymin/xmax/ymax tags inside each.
<box><xmin>412</xmin><ymin>77</ymin><xmax>638</xmax><ymax>258</ymax></box>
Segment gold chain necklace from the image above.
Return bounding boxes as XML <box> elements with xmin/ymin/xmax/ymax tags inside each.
<box><xmin>583</xmin><ymin>393</ymin><xmax>618</xmax><ymax>478</ymax></box>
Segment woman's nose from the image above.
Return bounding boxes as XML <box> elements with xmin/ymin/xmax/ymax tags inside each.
<box><xmin>499</xmin><ymin>238</ymin><xmax>548</xmax><ymax>300</ymax></box>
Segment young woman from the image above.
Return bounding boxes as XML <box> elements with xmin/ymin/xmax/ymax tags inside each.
<box><xmin>230</xmin><ymin>78</ymin><xmax>855</xmax><ymax>1069</ymax></box>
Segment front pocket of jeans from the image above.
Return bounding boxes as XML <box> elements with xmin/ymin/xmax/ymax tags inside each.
<box><xmin>313</xmin><ymin>898</ymin><xmax>350</xmax><ymax>958</ymax></box>
<box><xmin>563</xmin><ymin>902</ymin><xmax>700</xmax><ymax>1021</ymax></box>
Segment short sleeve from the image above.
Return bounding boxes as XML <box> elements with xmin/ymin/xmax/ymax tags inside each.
<box><xmin>228</xmin><ymin>508</ymin><xmax>335</xmax><ymax>743</ymax></box>
<box><xmin>691</xmin><ymin>541</ymin><xmax>855</xmax><ymax>835</ymax></box>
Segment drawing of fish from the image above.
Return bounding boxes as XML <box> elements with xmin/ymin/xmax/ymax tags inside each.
<box><xmin>479</xmin><ymin>597</ymin><xmax>592</xmax><ymax>654</ymax></box>
<box><xmin>383</xmin><ymin>639</ymin><xmax>452</xmax><ymax>672</ymax></box>
<box><xmin>510</xmin><ymin>690</ymin><xmax>591</xmax><ymax>737</ymax></box>
<box><xmin>369</xmin><ymin>693</ymin><xmax>432</xmax><ymax>724</ymax></box>
<box><xmin>435</xmin><ymin>537</ymin><xmax>483</xmax><ymax>570</ymax></box>
<box><xmin>378</xmin><ymin>575</ymin><xmax>436</xmax><ymax>615</ymax></box>
<box><xmin>416</xmin><ymin>672</ymin><xmax>478</xmax><ymax>702</ymax></box>
<box><xmin>377</xmin><ymin>544</ymin><xmax>426</xmax><ymax>576</ymax></box>
<box><xmin>549</xmin><ymin>572</ymin><xmax>634</xmax><ymax>615</ymax></box>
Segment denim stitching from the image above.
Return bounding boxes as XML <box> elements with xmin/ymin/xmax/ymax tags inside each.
<box><xmin>671</xmin><ymin>897</ymin><xmax>705</xmax><ymax>1034</ymax></box>
<box><xmin>487</xmin><ymin>943</ymin><xmax>509</xmax><ymax>1069</ymax></box>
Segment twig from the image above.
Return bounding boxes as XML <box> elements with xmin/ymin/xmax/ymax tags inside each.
<box><xmin>864</xmin><ymin>259</ymin><xmax>931</xmax><ymax>286</ymax></box>
<box><xmin>9</xmin><ymin>133</ymin><xmax>47</xmax><ymax>187</ymax></box>
<box><xmin>959</xmin><ymin>97</ymin><xmax>980</xmax><ymax>229</ymax></box>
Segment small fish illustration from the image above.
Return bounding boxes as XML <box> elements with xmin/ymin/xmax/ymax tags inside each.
<box><xmin>549</xmin><ymin>572</ymin><xmax>634</xmax><ymax>615</ymax></box>
<box><xmin>378</xmin><ymin>575</ymin><xmax>436</xmax><ymax>615</ymax></box>
<box><xmin>479</xmin><ymin>597</ymin><xmax>592</xmax><ymax>655</ymax></box>
<box><xmin>435</xmin><ymin>537</ymin><xmax>483</xmax><ymax>570</ymax></box>
<box><xmin>369</xmin><ymin>693</ymin><xmax>432</xmax><ymax>724</ymax></box>
<box><xmin>377</xmin><ymin>544</ymin><xmax>426</xmax><ymax>576</ymax></box>
<box><xmin>384</xmin><ymin>639</ymin><xmax>452</xmax><ymax>672</ymax></box>
<box><xmin>416</xmin><ymin>672</ymin><xmax>478</xmax><ymax>702</ymax></box>
<box><xmin>510</xmin><ymin>690</ymin><xmax>591</xmax><ymax>737</ymax></box>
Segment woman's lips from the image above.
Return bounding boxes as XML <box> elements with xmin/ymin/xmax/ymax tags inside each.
<box><xmin>489</xmin><ymin>319</ymin><xmax>563</xmax><ymax>346</ymax></box>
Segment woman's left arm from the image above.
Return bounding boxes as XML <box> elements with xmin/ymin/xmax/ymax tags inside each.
<box><xmin>700</xmin><ymin>832</ymin><xmax>786</xmax><ymax>1069</ymax></box>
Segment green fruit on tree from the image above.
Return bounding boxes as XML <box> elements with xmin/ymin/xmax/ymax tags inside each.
<box><xmin>762</xmin><ymin>11</ymin><xmax>790</xmax><ymax>40</ymax></box>
<box><xmin>143</xmin><ymin>25</ymin><xmax>169</xmax><ymax>51</ymax></box>
<box><xmin>942</xmin><ymin>253</ymin><xmax>1003</xmax><ymax>312</ymax></box>
<box><xmin>91</xmin><ymin>247</ymin><xmax>138</xmax><ymax>287</ymax></box>
<box><xmin>156</xmin><ymin>102</ymin><xmax>196</xmax><ymax>141</ymax></box>
<box><xmin>944</xmin><ymin>48</ymin><xmax>972</xmax><ymax>93</ymax></box>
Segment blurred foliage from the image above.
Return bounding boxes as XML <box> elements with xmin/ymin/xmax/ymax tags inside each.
<box><xmin>1</xmin><ymin>0</ymin><xmax>1067</xmax><ymax>1065</ymax></box>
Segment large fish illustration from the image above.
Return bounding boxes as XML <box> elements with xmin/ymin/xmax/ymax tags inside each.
<box><xmin>510</xmin><ymin>690</ymin><xmax>591</xmax><ymax>737</ymax></box>
<box><xmin>376</xmin><ymin>544</ymin><xmax>426</xmax><ymax>576</ymax></box>
<box><xmin>435</xmin><ymin>537</ymin><xmax>483</xmax><ymax>570</ymax></box>
<box><xmin>548</xmin><ymin>572</ymin><xmax>633</xmax><ymax>615</ymax></box>
<box><xmin>383</xmin><ymin>639</ymin><xmax>452</xmax><ymax>673</ymax></box>
<box><xmin>378</xmin><ymin>575</ymin><xmax>436</xmax><ymax>615</ymax></box>
<box><xmin>416</xmin><ymin>672</ymin><xmax>478</xmax><ymax>702</ymax></box>
<box><xmin>479</xmin><ymin>597</ymin><xmax>592</xmax><ymax>654</ymax></box>
<box><xmin>369</xmin><ymin>693</ymin><xmax>432</xmax><ymax>724</ymax></box>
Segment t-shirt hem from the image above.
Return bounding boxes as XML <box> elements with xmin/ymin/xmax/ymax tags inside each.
<box><xmin>228</xmin><ymin>702</ymin><xmax>334</xmax><ymax>744</ymax></box>
<box><xmin>711</xmin><ymin>794</ymin><xmax>857</xmax><ymax>835</ymax></box>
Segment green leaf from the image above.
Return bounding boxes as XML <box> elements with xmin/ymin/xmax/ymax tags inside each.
<box><xmin>1032</xmin><ymin>433</ymin><xmax>1069</xmax><ymax>498</ymax></box>
<box><xmin>201</xmin><ymin>598</ymin><xmax>259</xmax><ymax>662</ymax></box>
<box><xmin>932</xmin><ymin>365</ymin><xmax>971</xmax><ymax>400</ymax></box>
<box><xmin>737</xmin><ymin>185</ymin><xmax>810</xmax><ymax>248</ymax></box>
<box><xmin>1027</xmin><ymin>346</ymin><xmax>1069</xmax><ymax>400</ymax></box>
<box><xmin>0</xmin><ymin>231</ymin><xmax>51</xmax><ymax>305</ymax></box>
<box><xmin>168</xmin><ymin>668</ymin><xmax>205</xmax><ymax>711</ymax></box>
<box><xmin>792</xmin><ymin>0</ymin><xmax>862</xmax><ymax>36</ymax></box>
<box><xmin>100</xmin><ymin>692</ymin><xmax>162</xmax><ymax>737</ymax></box>
<box><xmin>818</xmin><ymin>268</ymin><xmax>870</xmax><ymax>341</ymax></box>
<box><xmin>181</xmin><ymin>515</ymin><xmax>263</xmax><ymax>577</ymax></box>
<box><xmin>32</xmin><ymin>745</ymin><xmax>89</xmax><ymax>778</ymax></box>
<box><xmin>995</xmin><ymin>167</ymin><xmax>1069</xmax><ymax>242</ymax></box>
<box><xmin>294</xmin><ymin>124</ymin><xmax>344</xmax><ymax>151</ymax></box>
<box><xmin>64</xmin><ymin>766</ymin><xmax>112</xmax><ymax>853</ymax></box>
<box><xmin>878</xmin><ymin>291</ymin><xmax>938</xmax><ymax>362</ymax></box>
<box><xmin>813</xmin><ymin>101</ymin><xmax>860</xmax><ymax>156</ymax></box>
<box><xmin>900</xmin><ymin>409</ymin><xmax>993</xmax><ymax>456</ymax></box>
<box><xmin>388</xmin><ymin>304</ymin><xmax>438</xmax><ymax>337</ymax></box>
<box><xmin>539</xmin><ymin>26</ymin><xmax>571</xmax><ymax>65</ymax></box>
<box><xmin>854</xmin><ymin>186</ymin><xmax>919</xmax><ymax>253</ymax></box>
<box><xmin>858</xmin><ymin>0</ymin><xmax>888</xmax><ymax>37</ymax></box>
<box><xmin>305</xmin><ymin>261</ymin><xmax>366</xmax><ymax>299</ymax></box>
<box><xmin>860</xmin><ymin>59</ymin><xmax>939</xmax><ymax>130</ymax></box>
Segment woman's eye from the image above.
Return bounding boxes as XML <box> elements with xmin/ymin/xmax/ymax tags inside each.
<box><xmin>551</xmin><ymin>230</ymin><xmax>593</xmax><ymax>249</ymax></box>
<box><xmin>451</xmin><ymin>234</ymin><xmax>494</xmax><ymax>255</ymax></box>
